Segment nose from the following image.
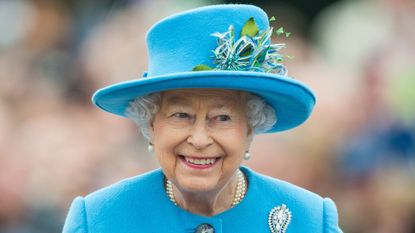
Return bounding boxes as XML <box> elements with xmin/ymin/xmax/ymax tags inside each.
<box><xmin>187</xmin><ymin>119</ymin><xmax>213</xmax><ymax>149</ymax></box>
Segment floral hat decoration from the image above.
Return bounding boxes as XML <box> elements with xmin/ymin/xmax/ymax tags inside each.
<box><xmin>92</xmin><ymin>4</ymin><xmax>316</xmax><ymax>132</ymax></box>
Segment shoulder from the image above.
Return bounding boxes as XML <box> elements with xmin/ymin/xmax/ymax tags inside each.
<box><xmin>85</xmin><ymin>168</ymin><xmax>163</xmax><ymax>205</ymax></box>
<box><xmin>82</xmin><ymin>168</ymin><xmax>168</xmax><ymax>221</ymax></box>
<box><xmin>242</xmin><ymin>167</ymin><xmax>342</xmax><ymax>233</ymax></box>
<box><xmin>243</xmin><ymin>166</ymin><xmax>323</xmax><ymax>203</ymax></box>
<box><xmin>63</xmin><ymin>169</ymin><xmax>167</xmax><ymax>233</ymax></box>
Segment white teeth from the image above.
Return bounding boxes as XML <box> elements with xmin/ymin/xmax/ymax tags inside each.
<box><xmin>185</xmin><ymin>157</ymin><xmax>216</xmax><ymax>165</ymax></box>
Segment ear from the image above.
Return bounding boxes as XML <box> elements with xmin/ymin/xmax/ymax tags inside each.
<box><xmin>246</xmin><ymin>125</ymin><xmax>254</xmax><ymax>148</ymax></box>
<box><xmin>148</xmin><ymin>118</ymin><xmax>155</xmax><ymax>140</ymax></box>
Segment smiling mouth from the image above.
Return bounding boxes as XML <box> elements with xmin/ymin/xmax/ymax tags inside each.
<box><xmin>179</xmin><ymin>155</ymin><xmax>220</xmax><ymax>169</ymax></box>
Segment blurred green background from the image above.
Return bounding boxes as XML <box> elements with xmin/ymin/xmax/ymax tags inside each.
<box><xmin>1</xmin><ymin>0</ymin><xmax>414</xmax><ymax>232</ymax></box>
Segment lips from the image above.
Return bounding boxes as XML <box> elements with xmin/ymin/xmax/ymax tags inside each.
<box><xmin>185</xmin><ymin>157</ymin><xmax>216</xmax><ymax>165</ymax></box>
<box><xmin>180</xmin><ymin>155</ymin><xmax>220</xmax><ymax>169</ymax></box>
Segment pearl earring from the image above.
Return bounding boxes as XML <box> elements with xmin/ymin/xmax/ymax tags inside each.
<box><xmin>244</xmin><ymin>151</ymin><xmax>251</xmax><ymax>160</ymax></box>
<box><xmin>148</xmin><ymin>143</ymin><xmax>154</xmax><ymax>153</ymax></box>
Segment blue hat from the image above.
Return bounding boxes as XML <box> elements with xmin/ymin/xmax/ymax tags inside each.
<box><xmin>92</xmin><ymin>4</ymin><xmax>316</xmax><ymax>133</ymax></box>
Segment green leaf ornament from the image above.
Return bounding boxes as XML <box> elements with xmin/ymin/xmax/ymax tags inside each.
<box><xmin>276</xmin><ymin>27</ymin><xmax>284</xmax><ymax>36</ymax></box>
<box><xmin>241</xmin><ymin>17</ymin><xmax>259</xmax><ymax>37</ymax></box>
<box><xmin>192</xmin><ymin>64</ymin><xmax>213</xmax><ymax>71</ymax></box>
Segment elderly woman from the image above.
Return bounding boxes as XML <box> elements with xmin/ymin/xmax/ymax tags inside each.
<box><xmin>63</xmin><ymin>4</ymin><xmax>342</xmax><ymax>233</ymax></box>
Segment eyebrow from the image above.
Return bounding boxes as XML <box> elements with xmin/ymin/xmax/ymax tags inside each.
<box><xmin>163</xmin><ymin>95</ymin><xmax>191</xmax><ymax>106</ymax></box>
<box><xmin>210</xmin><ymin>102</ymin><xmax>235</xmax><ymax>110</ymax></box>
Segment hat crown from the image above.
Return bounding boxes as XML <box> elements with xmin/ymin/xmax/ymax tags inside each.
<box><xmin>145</xmin><ymin>4</ymin><xmax>269</xmax><ymax>77</ymax></box>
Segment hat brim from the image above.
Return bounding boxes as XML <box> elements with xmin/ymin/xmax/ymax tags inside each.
<box><xmin>92</xmin><ymin>70</ymin><xmax>316</xmax><ymax>132</ymax></box>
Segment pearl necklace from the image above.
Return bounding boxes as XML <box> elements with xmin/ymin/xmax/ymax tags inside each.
<box><xmin>165</xmin><ymin>169</ymin><xmax>247</xmax><ymax>207</ymax></box>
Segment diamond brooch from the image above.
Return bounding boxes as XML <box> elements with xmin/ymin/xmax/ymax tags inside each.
<box><xmin>268</xmin><ymin>204</ymin><xmax>292</xmax><ymax>233</ymax></box>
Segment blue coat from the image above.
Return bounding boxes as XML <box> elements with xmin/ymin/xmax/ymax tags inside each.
<box><xmin>62</xmin><ymin>167</ymin><xmax>342</xmax><ymax>232</ymax></box>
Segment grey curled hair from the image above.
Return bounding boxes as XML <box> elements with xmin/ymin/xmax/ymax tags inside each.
<box><xmin>125</xmin><ymin>92</ymin><xmax>277</xmax><ymax>140</ymax></box>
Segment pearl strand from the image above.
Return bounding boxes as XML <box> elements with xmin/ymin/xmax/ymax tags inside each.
<box><xmin>232</xmin><ymin>169</ymin><xmax>246</xmax><ymax>206</ymax></box>
<box><xmin>165</xmin><ymin>177</ymin><xmax>177</xmax><ymax>206</ymax></box>
<box><xmin>165</xmin><ymin>169</ymin><xmax>247</xmax><ymax>207</ymax></box>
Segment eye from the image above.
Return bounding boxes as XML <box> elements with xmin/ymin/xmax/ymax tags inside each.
<box><xmin>213</xmin><ymin>115</ymin><xmax>231</xmax><ymax>122</ymax></box>
<box><xmin>172</xmin><ymin>112</ymin><xmax>190</xmax><ymax>119</ymax></box>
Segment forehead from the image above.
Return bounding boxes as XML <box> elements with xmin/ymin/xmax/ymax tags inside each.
<box><xmin>160</xmin><ymin>89</ymin><xmax>245</xmax><ymax>107</ymax></box>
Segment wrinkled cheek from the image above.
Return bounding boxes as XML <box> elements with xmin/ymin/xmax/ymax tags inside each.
<box><xmin>222</xmin><ymin>150</ymin><xmax>243</xmax><ymax>169</ymax></box>
<box><xmin>156</xmin><ymin>149</ymin><xmax>175</xmax><ymax>176</ymax></box>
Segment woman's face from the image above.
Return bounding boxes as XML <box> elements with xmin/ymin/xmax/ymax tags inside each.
<box><xmin>150</xmin><ymin>89</ymin><xmax>253</xmax><ymax>194</ymax></box>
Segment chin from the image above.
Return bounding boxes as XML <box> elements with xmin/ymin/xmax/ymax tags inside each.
<box><xmin>176</xmin><ymin>176</ymin><xmax>221</xmax><ymax>194</ymax></box>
